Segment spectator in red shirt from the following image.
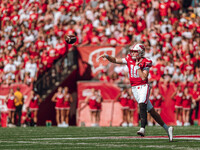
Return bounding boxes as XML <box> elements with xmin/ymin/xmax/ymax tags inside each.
<box><xmin>99</xmin><ymin>71</ymin><xmax>110</xmax><ymax>82</ymax></box>
<box><xmin>108</xmin><ymin>34</ymin><xmax>118</xmax><ymax>46</ymax></box>
<box><xmin>118</xmin><ymin>32</ymin><xmax>130</xmax><ymax>45</ymax></box>
<box><xmin>149</xmin><ymin>67</ymin><xmax>161</xmax><ymax>86</ymax></box>
<box><xmin>169</xmin><ymin>0</ymin><xmax>181</xmax><ymax>16</ymax></box>
<box><xmin>54</xmin><ymin>23</ymin><xmax>65</xmax><ymax>38</ymax></box>
<box><xmin>55</xmin><ymin>36</ymin><xmax>67</xmax><ymax>57</ymax></box>
<box><xmin>89</xmin><ymin>30</ymin><xmax>100</xmax><ymax>45</ymax></box>
<box><xmin>136</xmin><ymin>16</ymin><xmax>146</xmax><ymax>33</ymax></box>
<box><xmin>79</xmin><ymin>31</ymin><xmax>90</xmax><ymax>46</ymax></box>
<box><xmin>159</xmin><ymin>0</ymin><xmax>170</xmax><ymax>19</ymax></box>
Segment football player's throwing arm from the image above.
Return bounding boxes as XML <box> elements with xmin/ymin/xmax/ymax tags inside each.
<box><xmin>99</xmin><ymin>54</ymin><xmax>125</xmax><ymax>64</ymax></box>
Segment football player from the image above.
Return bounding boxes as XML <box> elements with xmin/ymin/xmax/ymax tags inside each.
<box><xmin>99</xmin><ymin>43</ymin><xmax>173</xmax><ymax>141</ymax></box>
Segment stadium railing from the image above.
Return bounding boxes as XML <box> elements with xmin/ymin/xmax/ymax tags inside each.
<box><xmin>34</xmin><ymin>48</ymin><xmax>78</xmax><ymax>99</ymax></box>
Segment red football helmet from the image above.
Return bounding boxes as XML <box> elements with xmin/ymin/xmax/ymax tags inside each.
<box><xmin>129</xmin><ymin>43</ymin><xmax>145</xmax><ymax>59</ymax></box>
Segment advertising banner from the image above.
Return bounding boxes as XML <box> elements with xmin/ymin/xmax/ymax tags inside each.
<box><xmin>77</xmin><ymin>46</ymin><xmax>123</xmax><ymax>77</ymax></box>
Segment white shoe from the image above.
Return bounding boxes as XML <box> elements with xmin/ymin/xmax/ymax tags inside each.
<box><xmin>184</xmin><ymin>122</ymin><xmax>190</xmax><ymax>126</ymax></box>
<box><xmin>168</xmin><ymin>126</ymin><xmax>173</xmax><ymax>142</ymax></box>
<box><xmin>11</xmin><ymin>124</ymin><xmax>16</xmax><ymax>127</ymax></box>
<box><xmin>177</xmin><ymin>122</ymin><xmax>182</xmax><ymax>126</ymax></box>
<box><xmin>57</xmin><ymin>124</ymin><xmax>62</xmax><ymax>127</ymax></box>
<box><xmin>129</xmin><ymin>123</ymin><xmax>133</xmax><ymax>127</ymax></box>
<box><xmin>61</xmin><ymin>122</ymin><xmax>69</xmax><ymax>127</ymax></box>
<box><xmin>8</xmin><ymin>124</ymin><xmax>16</xmax><ymax>128</ymax></box>
<box><xmin>122</xmin><ymin>122</ymin><xmax>128</xmax><ymax>127</ymax></box>
<box><xmin>176</xmin><ymin>120</ymin><xmax>180</xmax><ymax>126</ymax></box>
<box><xmin>137</xmin><ymin>128</ymin><xmax>145</xmax><ymax>137</ymax></box>
<box><xmin>148</xmin><ymin>122</ymin><xmax>153</xmax><ymax>126</ymax></box>
<box><xmin>61</xmin><ymin>122</ymin><xmax>66</xmax><ymax>127</ymax></box>
<box><xmin>91</xmin><ymin>123</ymin><xmax>96</xmax><ymax>127</ymax></box>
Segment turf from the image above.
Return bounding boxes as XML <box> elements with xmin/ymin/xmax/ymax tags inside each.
<box><xmin>0</xmin><ymin>126</ymin><xmax>200</xmax><ymax>150</ymax></box>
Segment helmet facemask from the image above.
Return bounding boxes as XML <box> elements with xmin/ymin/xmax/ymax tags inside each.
<box><xmin>129</xmin><ymin>44</ymin><xmax>145</xmax><ymax>60</ymax></box>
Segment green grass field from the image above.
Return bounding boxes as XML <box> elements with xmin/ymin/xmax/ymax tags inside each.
<box><xmin>0</xmin><ymin>126</ymin><xmax>200</xmax><ymax>150</ymax></box>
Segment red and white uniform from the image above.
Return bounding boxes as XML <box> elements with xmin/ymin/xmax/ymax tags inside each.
<box><xmin>88</xmin><ymin>95</ymin><xmax>98</xmax><ymax>111</ymax></box>
<box><xmin>29</xmin><ymin>95</ymin><xmax>39</xmax><ymax>111</ymax></box>
<box><xmin>119</xmin><ymin>92</ymin><xmax>129</xmax><ymax>109</ymax></box>
<box><xmin>64</xmin><ymin>93</ymin><xmax>71</xmax><ymax>110</ymax></box>
<box><xmin>97</xmin><ymin>100</ymin><xmax>102</xmax><ymax>111</ymax></box>
<box><xmin>55</xmin><ymin>94</ymin><xmax>64</xmax><ymax>109</ymax></box>
<box><xmin>174</xmin><ymin>92</ymin><xmax>183</xmax><ymax>108</ymax></box>
<box><xmin>124</xmin><ymin>55</ymin><xmax>152</xmax><ymax>86</ymax></box>
<box><xmin>96</xmin><ymin>95</ymin><xmax>102</xmax><ymax>111</ymax></box>
<box><xmin>159</xmin><ymin>2</ymin><xmax>169</xmax><ymax>16</ymax></box>
<box><xmin>191</xmin><ymin>90</ymin><xmax>200</xmax><ymax>101</ymax></box>
<box><xmin>154</xmin><ymin>95</ymin><xmax>162</xmax><ymax>109</ymax></box>
<box><xmin>128</xmin><ymin>95</ymin><xmax>136</xmax><ymax>111</ymax></box>
<box><xmin>7</xmin><ymin>95</ymin><xmax>15</xmax><ymax>111</ymax></box>
<box><xmin>182</xmin><ymin>95</ymin><xmax>192</xmax><ymax>110</ymax></box>
<box><xmin>123</xmin><ymin>55</ymin><xmax>153</xmax><ymax>111</ymax></box>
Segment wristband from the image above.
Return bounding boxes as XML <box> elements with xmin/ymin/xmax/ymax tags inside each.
<box><xmin>135</xmin><ymin>65</ymin><xmax>140</xmax><ymax>70</ymax></box>
<box><xmin>105</xmin><ymin>54</ymin><xmax>109</xmax><ymax>59</ymax></box>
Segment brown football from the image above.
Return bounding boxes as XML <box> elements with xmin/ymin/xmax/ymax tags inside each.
<box><xmin>66</xmin><ymin>35</ymin><xmax>77</xmax><ymax>44</ymax></box>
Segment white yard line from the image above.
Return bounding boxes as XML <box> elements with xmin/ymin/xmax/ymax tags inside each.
<box><xmin>30</xmin><ymin>135</ymin><xmax>200</xmax><ymax>141</ymax></box>
<box><xmin>0</xmin><ymin>139</ymin><xmax>199</xmax><ymax>150</ymax></box>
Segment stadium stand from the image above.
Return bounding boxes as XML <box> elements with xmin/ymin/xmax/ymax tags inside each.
<box><xmin>0</xmin><ymin>0</ymin><xmax>200</xmax><ymax>127</ymax></box>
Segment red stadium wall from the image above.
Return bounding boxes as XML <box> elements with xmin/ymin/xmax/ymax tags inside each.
<box><xmin>78</xmin><ymin>100</ymin><xmax>139</xmax><ymax>127</ymax></box>
<box><xmin>0</xmin><ymin>84</ymin><xmax>33</xmax><ymax>127</ymax></box>
<box><xmin>77</xmin><ymin>81</ymin><xmax>139</xmax><ymax>127</ymax></box>
<box><xmin>77</xmin><ymin>81</ymin><xmax>192</xmax><ymax>127</ymax></box>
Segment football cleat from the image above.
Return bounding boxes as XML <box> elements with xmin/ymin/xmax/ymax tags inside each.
<box><xmin>137</xmin><ymin>128</ymin><xmax>145</xmax><ymax>137</ymax></box>
<box><xmin>168</xmin><ymin>126</ymin><xmax>173</xmax><ymax>142</ymax></box>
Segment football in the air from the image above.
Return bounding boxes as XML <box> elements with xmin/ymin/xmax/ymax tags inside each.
<box><xmin>66</xmin><ymin>35</ymin><xmax>77</xmax><ymax>44</ymax></box>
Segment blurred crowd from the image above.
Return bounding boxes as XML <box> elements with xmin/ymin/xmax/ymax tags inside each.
<box><xmin>93</xmin><ymin>0</ymin><xmax>200</xmax><ymax>86</ymax></box>
<box><xmin>0</xmin><ymin>0</ymin><xmax>200</xmax><ymax>86</ymax></box>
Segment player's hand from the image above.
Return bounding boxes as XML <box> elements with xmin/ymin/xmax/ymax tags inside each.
<box><xmin>98</xmin><ymin>54</ymin><xmax>108</xmax><ymax>60</ymax></box>
<box><xmin>135</xmin><ymin>59</ymin><xmax>140</xmax><ymax>66</ymax></box>
<box><xmin>136</xmin><ymin>59</ymin><xmax>142</xmax><ymax>66</ymax></box>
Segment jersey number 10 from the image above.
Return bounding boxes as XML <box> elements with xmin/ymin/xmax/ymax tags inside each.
<box><xmin>130</xmin><ymin>65</ymin><xmax>139</xmax><ymax>78</ymax></box>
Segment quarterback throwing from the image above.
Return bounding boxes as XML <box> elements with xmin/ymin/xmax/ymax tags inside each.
<box><xmin>99</xmin><ymin>43</ymin><xmax>173</xmax><ymax>142</ymax></box>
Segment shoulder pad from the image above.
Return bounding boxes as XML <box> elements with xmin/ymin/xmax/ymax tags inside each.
<box><xmin>143</xmin><ymin>58</ymin><xmax>152</xmax><ymax>68</ymax></box>
<box><xmin>125</xmin><ymin>54</ymin><xmax>132</xmax><ymax>61</ymax></box>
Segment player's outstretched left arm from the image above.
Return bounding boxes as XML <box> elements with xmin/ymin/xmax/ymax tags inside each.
<box><xmin>99</xmin><ymin>54</ymin><xmax>125</xmax><ymax>64</ymax></box>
